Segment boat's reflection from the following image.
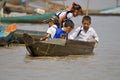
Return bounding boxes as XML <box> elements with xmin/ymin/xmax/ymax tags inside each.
<box><xmin>24</xmin><ymin>52</ymin><xmax>95</xmax><ymax>61</ymax></box>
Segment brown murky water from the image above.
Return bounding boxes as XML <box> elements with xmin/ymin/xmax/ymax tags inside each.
<box><xmin>0</xmin><ymin>16</ymin><xmax>120</xmax><ymax>80</ymax></box>
<box><xmin>1</xmin><ymin>0</ymin><xmax>120</xmax><ymax>80</ymax></box>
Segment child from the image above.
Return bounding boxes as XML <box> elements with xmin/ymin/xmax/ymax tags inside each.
<box><xmin>53</xmin><ymin>19</ymin><xmax>74</xmax><ymax>39</ymax></box>
<box><xmin>40</xmin><ymin>19</ymin><xmax>74</xmax><ymax>41</ymax></box>
<box><xmin>40</xmin><ymin>16</ymin><xmax>59</xmax><ymax>41</ymax></box>
<box><xmin>70</xmin><ymin>16</ymin><xmax>99</xmax><ymax>43</ymax></box>
<box><xmin>55</xmin><ymin>2</ymin><xmax>82</xmax><ymax>28</ymax></box>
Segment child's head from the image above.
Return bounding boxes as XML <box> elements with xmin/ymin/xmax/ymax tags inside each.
<box><xmin>82</xmin><ymin>16</ymin><xmax>91</xmax><ymax>29</ymax></box>
<box><xmin>71</xmin><ymin>3</ymin><xmax>83</xmax><ymax>17</ymax></box>
<box><xmin>63</xmin><ymin>20</ymin><xmax>74</xmax><ymax>33</ymax></box>
<box><xmin>48</xmin><ymin>16</ymin><xmax>59</xmax><ymax>27</ymax></box>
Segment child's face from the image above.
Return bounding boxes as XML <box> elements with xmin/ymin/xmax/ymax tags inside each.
<box><xmin>65</xmin><ymin>26</ymin><xmax>73</xmax><ymax>33</ymax></box>
<box><xmin>82</xmin><ymin>20</ymin><xmax>91</xmax><ymax>29</ymax></box>
<box><xmin>48</xmin><ymin>22</ymin><xmax>53</xmax><ymax>27</ymax></box>
<box><xmin>73</xmin><ymin>10</ymin><xmax>79</xmax><ymax>17</ymax></box>
<box><xmin>73</xmin><ymin>10</ymin><xmax>82</xmax><ymax>17</ymax></box>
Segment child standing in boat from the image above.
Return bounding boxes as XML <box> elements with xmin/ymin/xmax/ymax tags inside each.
<box><xmin>69</xmin><ymin>16</ymin><xmax>99</xmax><ymax>43</ymax></box>
<box><xmin>55</xmin><ymin>2</ymin><xmax>83</xmax><ymax>28</ymax></box>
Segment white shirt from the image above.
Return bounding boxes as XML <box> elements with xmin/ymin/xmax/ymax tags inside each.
<box><xmin>46</xmin><ymin>25</ymin><xmax>57</xmax><ymax>40</ymax></box>
<box><xmin>56</xmin><ymin>11</ymin><xmax>73</xmax><ymax>19</ymax></box>
<box><xmin>69</xmin><ymin>26</ymin><xmax>99</xmax><ymax>42</ymax></box>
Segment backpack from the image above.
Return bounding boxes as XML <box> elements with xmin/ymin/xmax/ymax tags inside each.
<box><xmin>55</xmin><ymin>10</ymin><xmax>73</xmax><ymax>23</ymax></box>
<box><xmin>53</xmin><ymin>28</ymin><xmax>66</xmax><ymax>39</ymax></box>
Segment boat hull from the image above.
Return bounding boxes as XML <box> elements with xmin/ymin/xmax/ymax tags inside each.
<box><xmin>23</xmin><ymin>34</ymin><xmax>95</xmax><ymax>56</ymax></box>
<box><xmin>0</xmin><ymin>32</ymin><xmax>14</xmax><ymax>46</ymax></box>
<box><xmin>0</xmin><ymin>12</ymin><xmax>55</xmax><ymax>23</ymax></box>
<box><xmin>0</xmin><ymin>24</ymin><xmax>17</xmax><ymax>46</ymax></box>
<box><xmin>13</xmin><ymin>29</ymin><xmax>46</xmax><ymax>44</ymax></box>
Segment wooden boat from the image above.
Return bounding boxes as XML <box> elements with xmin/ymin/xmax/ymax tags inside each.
<box><xmin>0</xmin><ymin>23</ymin><xmax>17</xmax><ymax>46</ymax></box>
<box><xmin>100</xmin><ymin>6</ymin><xmax>120</xmax><ymax>13</ymax></box>
<box><xmin>4</xmin><ymin>1</ymin><xmax>66</xmax><ymax>14</ymax></box>
<box><xmin>0</xmin><ymin>12</ymin><xmax>55</xmax><ymax>23</ymax></box>
<box><xmin>41</xmin><ymin>0</ymin><xmax>68</xmax><ymax>12</ymax></box>
<box><xmin>4</xmin><ymin>3</ymin><xmax>35</xmax><ymax>14</ymax></box>
<box><xmin>23</xmin><ymin>33</ymin><xmax>95</xmax><ymax>56</ymax></box>
<box><xmin>10</xmin><ymin>0</ymin><xmax>67</xmax><ymax>12</ymax></box>
<box><xmin>5</xmin><ymin>0</ymin><xmax>20</xmax><ymax>5</ymax></box>
<box><xmin>13</xmin><ymin>29</ymin><xmax>46</xmax><ymax>44</ymax></box>
<box><xmin>2</xmin><ymin>0</ymin><xmax>67</xmax><ymax>15</ymax></box>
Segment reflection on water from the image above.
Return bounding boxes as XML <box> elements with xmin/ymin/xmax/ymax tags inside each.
<box><xmin>25</xmin><ymin>53</ymin><xmax>95</xmax><ymax>61</ymax></box>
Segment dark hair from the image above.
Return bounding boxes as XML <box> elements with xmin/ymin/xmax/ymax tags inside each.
<box><xmin>82</xmin><ymin>16</ymin><xmax>91</xmax><ymax>23</ymax></box>
<box><xmin>64</xmin><ymin>20</ymin><xmax>74</xmax><ymax>29</ymax></box>
<box><xmin>49</xmin><ymin>16</ymin><xmax>59</xmax><ymax>26</ymax></box>
<box><xmin>72</xmin><ymin>3</ymin><xmax>82</xmax><ymax>10</ymax></box>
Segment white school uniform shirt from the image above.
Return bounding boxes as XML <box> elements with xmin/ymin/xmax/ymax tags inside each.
<box><xmin>69</xmin><ymin>26</ymin><xmax>99</xmax><ymax>42</ymax></box>
<box><xmin>56</xmin><ymin>11</ymin><xmax>73</xmax><ymax>19</ymax></box>
<box><xmin>46</xmin><ymin>25</ymin><xmax>57</xmax><ymax>40</ymax></box>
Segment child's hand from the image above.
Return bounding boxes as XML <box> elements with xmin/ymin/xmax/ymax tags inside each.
<box><xmin>40</xmin><ymin>38</ymin><xmax>44</xmax><ymax>41</ymax></box>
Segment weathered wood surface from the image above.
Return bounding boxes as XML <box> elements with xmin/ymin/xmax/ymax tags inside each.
<box><xmin>13</xmin><ymin>29</ymin><xmax>45</xmax><ymax>44</ymax></box>
<box><xmin>23</xmin><ymin>33</ymin><xmax>95</xmax><ymax>56</ymax></box>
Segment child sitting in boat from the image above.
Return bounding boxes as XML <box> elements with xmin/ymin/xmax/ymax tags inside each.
<box><xmin>40</xmin><ymin>16</ymin><xmax>59</xmax><ymax>41</ymax></box>
<box><xmin>40</xmin><ymin>19</ymin><xmax>74</xmax><ymax>41</ymax></box>
<box><xmin>53</xmin><ymin>19</ymin><xmax>74</xmax><ymax>39</ymax></box>
<box><xmin>69</xmin><ymin>16</ymin><xmax>99</xmax><ymax>43</ymax></box>
<box><xmin>55</xmin><ymin>2</ymin><xmax>83</xmax><ymax>28</ymax></box>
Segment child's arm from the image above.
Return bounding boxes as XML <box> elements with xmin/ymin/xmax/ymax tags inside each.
<box><xmin>40</xmin><ymin>33</ymin><xmax>51</xmax><ymax>41</ymax></box>
<box><xmin>88</xmin><ymin>29</ymin><xmax>99</xmax><ymax>43</ymax></box>
<box><xmin>61</xmin><ymin>33</ymin><xmax>68</xmax><ymax>40</ymax></box>
<box><xmin>61</xmin><ymin>35</ymin><xmax>65</xmax><ymax>39</ymax></box>
<box><xmin>58</xmin><ymin>15</ymin><xmax>67</xmax><ymax>28</ymax></box>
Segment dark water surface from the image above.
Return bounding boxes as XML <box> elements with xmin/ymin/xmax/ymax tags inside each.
<box><xmin>0</xmin><ymin>0</ymin><xmax>120</xmax><ymax>80</ymax></box>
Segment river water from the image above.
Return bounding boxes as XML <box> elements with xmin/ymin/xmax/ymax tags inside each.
<box><xmin>0</xmin><ymin>0</ymin><xmax>120</xmax><ymax>80</ymax></box>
